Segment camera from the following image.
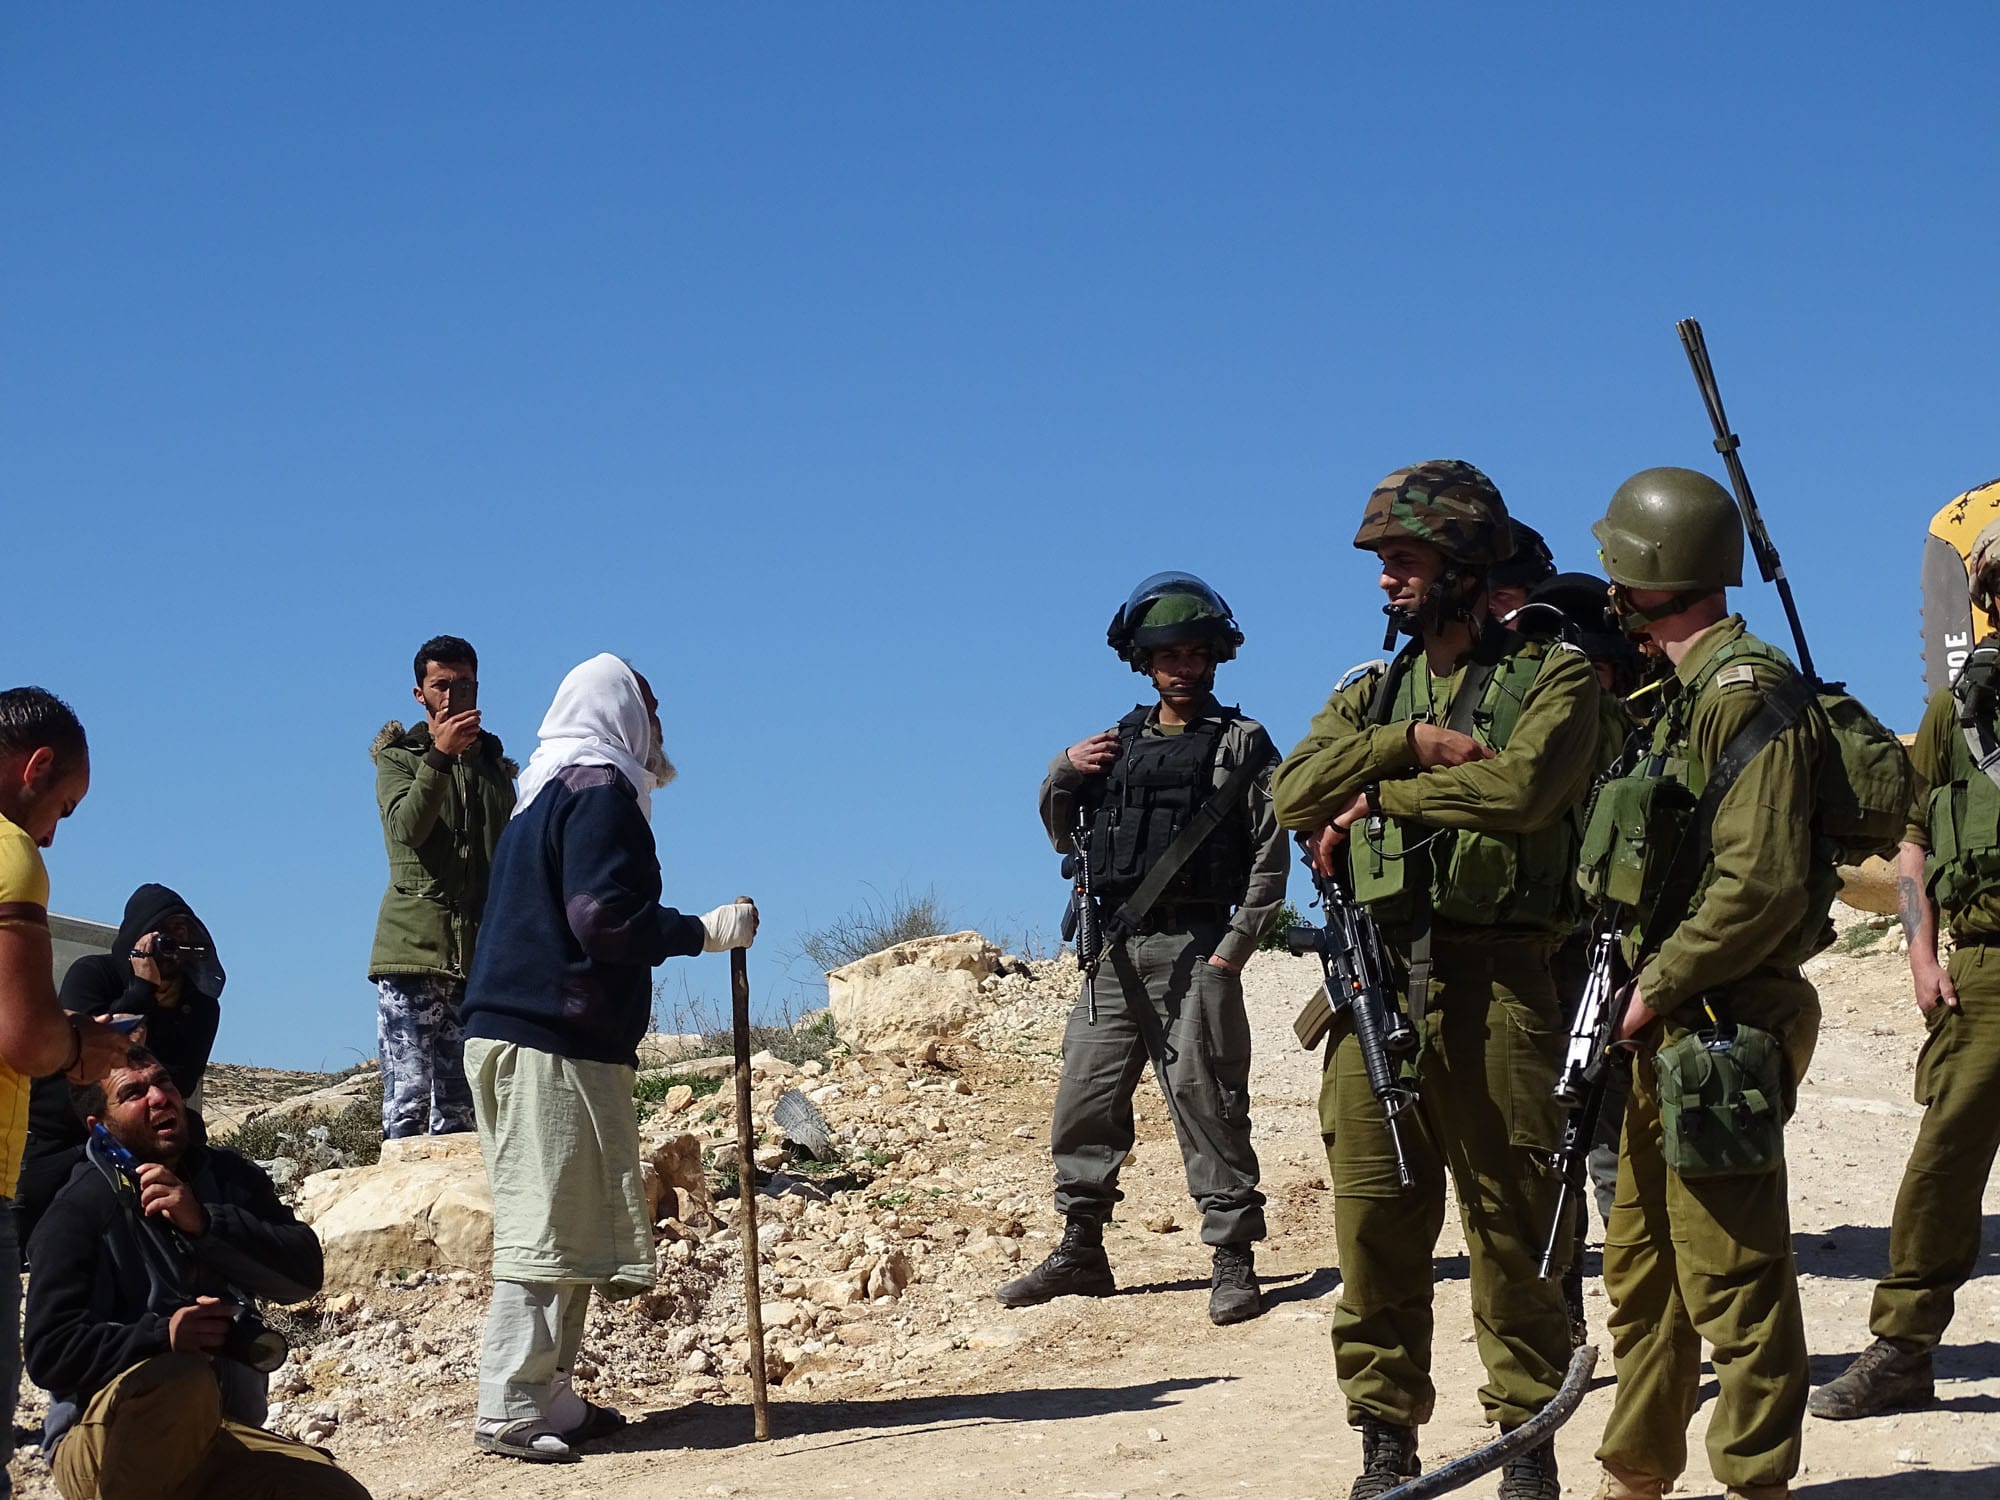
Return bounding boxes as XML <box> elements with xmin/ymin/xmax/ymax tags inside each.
<box><xmin>128</xmin><ymin>936</ymin><xmax>210</xmax><ymax>962</ymax></box>
<box><xmin>220</xmin><ymin>1299</ymin><xmax>289</xmax><ymax>1374</ymax></box>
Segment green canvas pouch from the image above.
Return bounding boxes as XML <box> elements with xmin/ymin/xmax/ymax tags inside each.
<box><xmin>1654</xmin><ymin>1021</ymin><xmax>1785</xmax><ymax>1179</ymax></box>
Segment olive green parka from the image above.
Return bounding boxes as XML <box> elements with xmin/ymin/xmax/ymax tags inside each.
<box><xmin>367</xmin><ymin>720</ymin><xmax>518</xmax><ymax>982</ymax></box>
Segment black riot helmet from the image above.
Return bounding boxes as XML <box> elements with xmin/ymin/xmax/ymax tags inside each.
<box><xmin>1519</xmin><ymin>570</ymin><xmax>1644</xmax><ymax>693</ymax></box>
<box><xmin>1105</xmin><ymin>572</ymin><xmax>1245</xmax><ymax>672</ymax></box>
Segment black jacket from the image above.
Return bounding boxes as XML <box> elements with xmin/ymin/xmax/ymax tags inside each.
<box><xmin>26</xmin><ymin>885</ymin><xmax>223</xmax><ymax>1153</ymax></box>
<box><xmin>23</xmin><ymin>1142</ymin><xmax>321</xmax><ymax>1445</ymax></box>
<box><xmin>463</xmin><ymin>764</ymin><xmax>704</xmax><ymax>1066</ymax></box>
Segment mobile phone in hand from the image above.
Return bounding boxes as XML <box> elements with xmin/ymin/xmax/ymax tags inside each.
<box><xmin>445</xmin><ymin>680</ymin><xmax>478</xmax><ymax>718</ymax></box>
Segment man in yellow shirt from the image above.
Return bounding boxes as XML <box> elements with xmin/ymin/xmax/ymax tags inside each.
<box><xmin>0</xmin><ymin>687</ymin><xmax>129</xmax><ymax>1497</ymax></box>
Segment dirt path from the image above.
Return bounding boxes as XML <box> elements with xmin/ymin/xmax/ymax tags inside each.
<box><xmin>12</xmin><ymin>931</ymin><xmax>1991</xmax><ymax>1497</ymax></box>
<box><xmin>312</xmin><ymin>929</ymin><xmax>1999</xmax><ymax>1500</ymax></box>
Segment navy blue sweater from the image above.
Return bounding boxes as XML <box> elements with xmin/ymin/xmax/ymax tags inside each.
<box><xmin>463</xmin><ymin>765</ymin><xmax>705</xmax><ymax>1066</ymax></box>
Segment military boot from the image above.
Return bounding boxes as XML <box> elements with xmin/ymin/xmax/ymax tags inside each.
<box><xmin>1497</xmin><ymin>1439</ymin><xmax>1558</xmax><ymax>1500</ymax></box>
<box><xmin>1723</xmin><ymin>1487</ymin><xmax>1790</xmax><ymax>1500</ymax></box>
<box><xmin>994</xmin><ymin>1217</ymin><xmax>1115</xmax><ymax>1307</ymax></box>
<box><xmin>1807</xmin><ymin>1336</ymin><xmax>1934</xmax><ymax>1419</ymax></box>
<box><xmin>1208</xmin><ymin>1244</ymin><xmax>1262</xmax><ymax>1325</ymax></box>
<box><xmin>1348</xmin><ymin>1419</ymin><xmax>1419</xmax><ymax>1500</ymax></box>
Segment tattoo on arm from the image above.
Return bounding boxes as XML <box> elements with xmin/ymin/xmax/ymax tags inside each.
<box><xmin>1896</xmin><ymin>875</ymin><xmax>1924</xmax><ymax>941</ymax></box>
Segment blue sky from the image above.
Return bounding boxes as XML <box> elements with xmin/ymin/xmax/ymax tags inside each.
<box><xmin>7</xmin><ymin>6</ymin><xmax>1997</xmax><ymax>1068</ymax></box>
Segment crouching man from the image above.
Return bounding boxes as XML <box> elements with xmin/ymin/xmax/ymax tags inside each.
<box><xmin>24</xmin><ymin>1048</ymin><xmax>371</xmax><ymax>1500</ymax></box>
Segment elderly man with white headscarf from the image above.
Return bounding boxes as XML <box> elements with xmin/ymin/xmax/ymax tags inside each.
<box><xmin>460</xmin><ymin>654</ymin><xmax>757</xmax><ymax>1462</ymax></box>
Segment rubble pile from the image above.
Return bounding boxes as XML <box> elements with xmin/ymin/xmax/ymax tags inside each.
<box><xmin>242</xmin><ymin>939</ymin><xmax>1078</xmax><ymax>1455</ymax></box>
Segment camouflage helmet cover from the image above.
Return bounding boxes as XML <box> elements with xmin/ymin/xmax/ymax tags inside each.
<box><xmin>1353</xmin><ymin>459</ymin><xmax>1515</xmax><ymax>567</ymax></box>
<box><xmin>1488</xmin><ymin>519</ymin><xmax>1557</xmax><ymax>591</ymax></box>
<box><xmin>1971</xmin><ymin>517</ymin><xmax>2000</xmax><ymax>615</ymax></box>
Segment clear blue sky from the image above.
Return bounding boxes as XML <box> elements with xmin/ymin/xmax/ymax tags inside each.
<box><xmin>7</xmin><ymin>6</ymin><xmax>1996</xmax><ymax>1068</ymax></box>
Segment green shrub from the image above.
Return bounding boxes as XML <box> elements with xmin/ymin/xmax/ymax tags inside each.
<box><xmin>798</xmin><ymin>885</ymin><xmax>951</xmax><ymax>971</ymax></box>
<box><xmin>1261</xmin><ymin>900</ymin><xmax>1307</xmax><ymax>952</ymax></box>
<box><xmin>633</xmin><ymin>1071</ymin><xmax>724</xmax><ymax>1104</ymax></box>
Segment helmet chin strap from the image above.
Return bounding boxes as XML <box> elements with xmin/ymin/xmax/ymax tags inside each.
<box><xmin>1382</xmin><ymin>566</ymin><xmax>1481</xmax><ymax>648</ymax></box>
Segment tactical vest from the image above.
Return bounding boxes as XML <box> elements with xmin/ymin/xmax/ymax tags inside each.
<box><xmin>1579</xmin><ymin>632</ymin><xmax>1839</xmax><ymax>965</ymax></box>
<box><xmin>1084</xmin><ymin>707</ymin><xmax>1253</xmax><ymax>909</ymax></box>
<box><xmin>1350</xmin><ymin>639</ymin><xmax>1587</xmax><ymax>935</ymax></box>
<box><xmin>1924</xmin><ymin>642</ymin><xmax>2000</xmax><ymax>921</ymax></box>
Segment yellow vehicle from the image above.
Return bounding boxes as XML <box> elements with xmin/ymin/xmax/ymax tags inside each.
<box><xmin>1923</xmin><ymin>476</ymin><xmax>2000</xmax><ymax>694</ymax></box>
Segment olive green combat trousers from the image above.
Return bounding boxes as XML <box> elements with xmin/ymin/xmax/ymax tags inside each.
<box><xmin>1318</xmin><ymin>933</ymin><xmax>1572</xmax><ymax>1430</ymax></box>
<box><xmin>1870</xmin><ymin>942</ymin><xmax>2000</xmax><ymax>1347</ymax></box>
<box><xmin>1598</xmin><ymin>974</ymin><xmax>1820</xmax><ymax>1491</ymax></box>
<box><xmin>1051</xmin><ymin>923</ymin><xmax>1266</xmax><ymax>1245</ymax></box>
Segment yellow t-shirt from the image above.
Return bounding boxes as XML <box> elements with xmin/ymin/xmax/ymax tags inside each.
<box><xmin>0</xmin><ymin>813</ymin><xmax>51</xmax><ymax>1198</ymax></box>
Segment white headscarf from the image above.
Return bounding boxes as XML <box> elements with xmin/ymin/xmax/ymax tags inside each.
<box><xmin>513</xmin><ymin>654</ymin><xmax>668</xmax><ymax>823</ymax></box>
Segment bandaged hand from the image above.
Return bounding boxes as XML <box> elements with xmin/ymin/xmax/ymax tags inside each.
<box><xmin>700</xmin><ymin>900</ymin><xmax>759</xmax><ymax>953</ymax></box>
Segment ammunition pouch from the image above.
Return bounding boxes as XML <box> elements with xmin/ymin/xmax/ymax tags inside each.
<box><xmin>1925</xmin><ymin>770</ymin><xmax>2000</xmax><ymax>911</ymax></box>
<box><xmin>1576</xmin><ymin>772</ymin><xmax>1697</xmax><ymax>946</ymax></box>
<box><xmin>1654</xmin><ymin>1021</ymin><xmax>1785</xmax><ymax>1179</ymax></box>
<box><xmin>1347</xmin><ymin>814</ymin><xmax>1430</xmax><ymax>929</ymax></box>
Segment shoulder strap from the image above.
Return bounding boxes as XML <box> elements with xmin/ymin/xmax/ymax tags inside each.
<box><xmin>1104</xmin><ymin>743</ymin><xmax>1262</xmax><ymax>939</ymax></box>
<box><xmin>1365</xmin><ymin>644</ymin><xmax>1423</xmax><ymax>727</ymax></box>
<box><xmin>1648</xmin><ymin>667</ymin><xmax>1814</xmax><ymax>945</ymax></box>
<box><xmin>1959</xmin><ymin>717</ymin><xmax>2000</xmax><ymax>793</ymax></box>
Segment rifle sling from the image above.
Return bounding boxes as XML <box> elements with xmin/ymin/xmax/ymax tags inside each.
<box><xmin>1648</xmin><ymin>670</ymin><xmax>1814</xmax><ymax>953</ymax></box>
<box><xmin>1103</xmin><ymin>744</ymin><xmax>1262</xmax><ymax>943</ymax></box>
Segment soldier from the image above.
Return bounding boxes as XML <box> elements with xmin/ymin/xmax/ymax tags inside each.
<box><xmin>998</xmin><ymin>573</ymin><xmax>1287</xmax><ymax>1326</ymax></box>
<box><xmin>1584</xmin><ymin>469</ymin><xmax>1834</xmax><ymax>1500</ymax></box>
<box><xmin>1485</xmin><ymin>519</ymin><xmax>1557</xmax><ymax>625</ymax></box>
<box><xmin>1808</xmin><ymin>517</ymin><xmax>2000</xmax><ymax>1420</ymax></box>
<box><xmin>1274</xmin><ymin>462</ymin><xmax>1599</xmax><ymax>1500</ymax></box>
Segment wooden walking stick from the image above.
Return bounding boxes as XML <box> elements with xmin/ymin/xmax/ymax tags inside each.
<box><xmin>729</xmin><ymin>911</ymin><xmax>771</xmax><ymax>1441</ymax></box>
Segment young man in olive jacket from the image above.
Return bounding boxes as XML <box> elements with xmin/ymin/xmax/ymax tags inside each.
<box><xmin>369</xmin><ymin>636</ymin><xmax>516</xmax><ymax>1139</ymax></box>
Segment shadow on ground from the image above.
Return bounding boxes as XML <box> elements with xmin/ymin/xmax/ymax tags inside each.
<box><xmin>1794</xmin><ymin>1220</ymin><xmax>2000</xmax><ymax>1280</ymax></box>
<box><xmin>1799</xmin><ymin>1471</ymin><xmax>1999</xmax><ymax>1497</ymax></box>
<box><xmin>605</xmin><ymin>1376</ymin><xmax>1230</xmax><ymax>1454</ymax></box>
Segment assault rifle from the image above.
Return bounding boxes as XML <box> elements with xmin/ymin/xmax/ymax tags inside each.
<box><xmin>1677</xmin><ymin>317</ymin><xmax>1816</xmax><ymax>683</ymax></box>
<box><xmin>1287</xmin><ymin>840</ymin><xmax>1419</xmax><ymax>1189</ymax></box>
<box><xmin>1539</xmin><ymin>904</ymin><xmax>1629</xmax><ymax>1279</ymax></box>
<box><xmin>1060</xmin><ymin>805</ymin><xmax>1103</xmax><ymax>1023</ymax></box>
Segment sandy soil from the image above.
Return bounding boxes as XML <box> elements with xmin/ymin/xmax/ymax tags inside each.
<box><xmin>20</xmin><ymin>922</ymin><xmax>1999</xmax><ymax>1498</ymax></box>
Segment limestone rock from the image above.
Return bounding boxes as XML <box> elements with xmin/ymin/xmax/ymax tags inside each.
<box><xmin>827</xmin><ymin>931</ymin><xmax>1005</xmax><ymax>1053</ymax></box>
<box><xmin>297</xmin><ymin>1133</ymin><xmax>492</xmax><ymax>1291</ymax></box>
<box><xmin>1837</xmin><ymin>857</ymin><xmax>1898</xmax><ymax>917</ymax></box>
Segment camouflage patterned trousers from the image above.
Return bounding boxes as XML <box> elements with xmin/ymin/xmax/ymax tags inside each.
<box><xmin>375</xmin><ymin>975</ymin><xmax>476</xmax><ymax>1138</ymax></box>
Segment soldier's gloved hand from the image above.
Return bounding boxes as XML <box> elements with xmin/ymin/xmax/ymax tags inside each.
<box><xmin>699</xmin><ymin>900</ymin><xmax>759</xmax><ymax>953</ymax></box>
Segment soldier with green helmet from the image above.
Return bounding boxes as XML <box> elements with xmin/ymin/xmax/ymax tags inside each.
<box><xmin>1274</xmin><ymin>461</ymin><xmax>1600</xmax><ymax>1500</ymax></box>
<box><xmin>998</xmin><ymin>573</ymin><xmax>1287</xmax><ymax>1326</ymax></box>
<box><xmin>1583</xmin><ymin>467</ymin><xmax>1833</xmax><ymax>1500</ymax></box>
<box><xmin>1808</xmin><ymin>515</ymin><xmax>2000</xmax><ymax>1422</ymax></box>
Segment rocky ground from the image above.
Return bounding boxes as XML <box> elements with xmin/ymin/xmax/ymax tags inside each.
<box><xmin>10</xmin><ymin>914</ymin><xmax>1997</xmax><ymax>1498</ymax></box>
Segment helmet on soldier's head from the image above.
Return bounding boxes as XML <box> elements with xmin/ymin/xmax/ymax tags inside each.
<box><xmin>1105</xmin><ymin>572</ymin><xmax>1244</xmax><ymax>671</ymax></box>
<box><xmin>1969</xmin><ymin>518</ymin><xmax>2000</xmax><ymax>617</ymax></box>
<box><xmin>1353</xmin><ymin>460</ymin><xmax>1514</xmax><ymax>567</ymax></box>
<box><xmin>1488</xmin><ymin>520</ymin><xmax>1557</xmax><ymax>592</ymax></box>
<box><xmin>1592</xmin><ymin>468</ymin><xmax>1744</xmax><ymax>592</ymax></box>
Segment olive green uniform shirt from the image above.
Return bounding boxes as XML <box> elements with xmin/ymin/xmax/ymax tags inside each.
<box><xmin>1039</xmin><ymin>698</ymin><xmax>1287</xmax><ymax>970</ymax></box>
<box><xmin>1634</xmin><ymin>616</ymin><xmax>1830</xmax><ymax>1019</ymax></box>
<box><xmin>1902</xmin><ymin>686</ymin><xmax>2000</xmax><ymax>943</ymax></box>
<box><xmin>1271</xmin><ymin>641</ymin><xmax>1599</xmax><ymax>905</ymax></box>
